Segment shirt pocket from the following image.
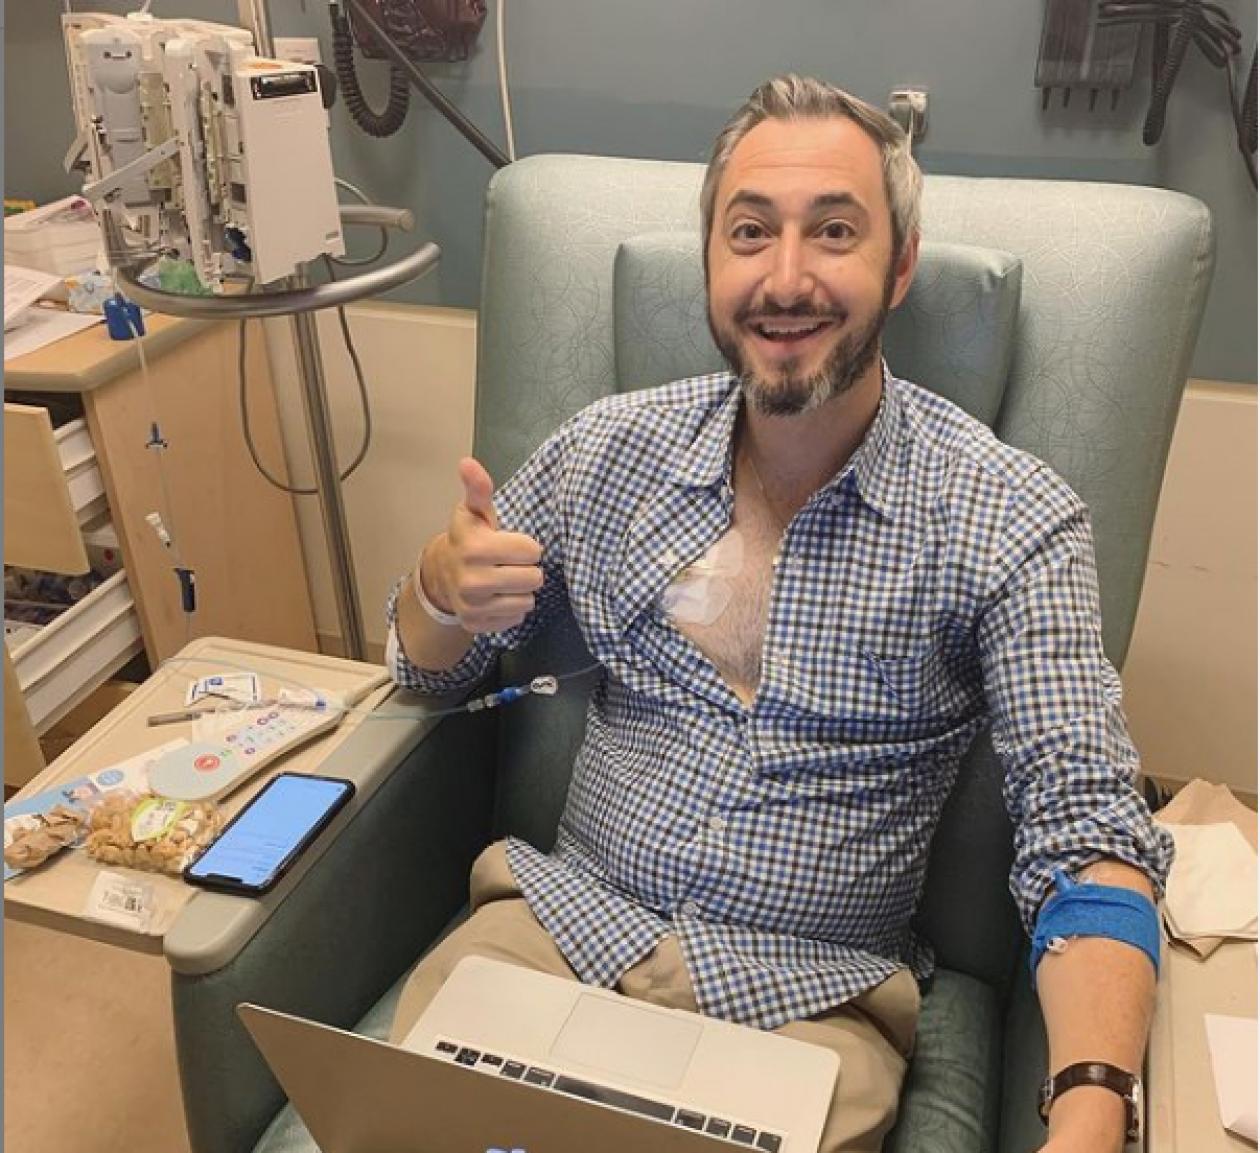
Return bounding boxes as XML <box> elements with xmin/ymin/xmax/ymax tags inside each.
<box><xmin>858</xmin><ymin>643</ymin><xmax>974</xmax><ymax>723</ymax></box>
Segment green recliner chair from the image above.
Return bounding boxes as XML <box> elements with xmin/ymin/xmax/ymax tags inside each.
<box><xmin>167</xmin><ymin>155</ymin><xmax>1214</xmax><ymax>1153</ymax></box>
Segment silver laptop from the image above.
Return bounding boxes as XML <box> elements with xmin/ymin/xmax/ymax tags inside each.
<box><xmin>240</xmin><ymin>953</ymin><xmax>839</xmax><ymax>1152</ymax></box>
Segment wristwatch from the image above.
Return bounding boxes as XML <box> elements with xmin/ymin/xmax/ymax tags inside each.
<box><xmin>1038</xmin><ymin>1062</ymin><xmax>1142</xmax><ymax>1142</ymax></box>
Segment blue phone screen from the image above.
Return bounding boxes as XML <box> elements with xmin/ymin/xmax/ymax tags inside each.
<box><xmin>188</xmin><ymin>775</ymin><xmax>350</xmax><ymax>888</ymax></box>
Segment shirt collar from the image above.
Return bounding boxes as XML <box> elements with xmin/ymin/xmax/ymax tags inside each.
<box><xmin>664</xmin><ymin>376</ymin><xmax>743</xmax><ymax>489</ymax></box>
<box><xmin>664</xmin><ymin>365</ymin><xmax>908</xmax><ymax>521</ymax></box>
<box><xmin>837</xmin><ymin>362</ymin><xmax>908</xmax><ymax>522</ymax></box>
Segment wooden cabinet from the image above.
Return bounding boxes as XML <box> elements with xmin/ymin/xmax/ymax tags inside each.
<box><xmin>4</xmin><ymin>315</ymin><xmax>317</xmax><ymax>787</ymax></box>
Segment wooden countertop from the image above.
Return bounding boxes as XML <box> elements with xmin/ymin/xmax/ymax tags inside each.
<box><xmin>3</xmin><ymin>311</ymin><xmax>211</xmax><ymax>393</ymax></box>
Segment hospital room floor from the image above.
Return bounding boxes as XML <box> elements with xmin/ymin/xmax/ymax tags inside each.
<box><xmin>3</xmin><ymin>917</ymin><xmax>192</xmax><ymax>1153</ymax></box>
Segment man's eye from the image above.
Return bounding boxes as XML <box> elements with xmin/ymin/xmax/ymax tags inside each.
<box><xmin>819</xmin><ymin>221</ymin><xmax>856</xmax><ymax>241</ymax></box>
<box><xmin>731</xmin><ymin>222</ymin><xmax>767</xmax><ymax>242</ymax></box>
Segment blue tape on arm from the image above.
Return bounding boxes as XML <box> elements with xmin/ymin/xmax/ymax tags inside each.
<box><xmin>1030</xmin><ymin>869</ymin><xmax>1161</xmax><ymax>981</ymax></box>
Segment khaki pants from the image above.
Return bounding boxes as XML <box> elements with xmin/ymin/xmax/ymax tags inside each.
<box><xmin>391</xmin><ymin>842</ymin><xmax>921</xmax><ymax>1153</ymax></box>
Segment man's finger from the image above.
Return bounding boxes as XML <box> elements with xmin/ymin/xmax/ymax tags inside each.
<box><xmin>458</xmin><ymin>457</ymin><xmax>498</xmax><ymax>529</ymax></box>
<box><xmin>495</xmin><ymin>531</ymin><xmax>544</xmax><ymax>563</ymax></box>
<box><xmin>462</xmin><ymin>530</ymin><xmax>544</xmax><ymax>566</ymax></box>
<box><xmin>461</xmin><ymin>596</ymin><xmax>535</xmax><ymax>632</ymax></box>
<box><xmin>458</xmin><ymin>564</ymin><xmax>543</xmax><ymax>603</ymax></box>
<box><xmin>485</xmin><ymin>565</ymin><xmax>546</xmax><ymax>595</ymax></box>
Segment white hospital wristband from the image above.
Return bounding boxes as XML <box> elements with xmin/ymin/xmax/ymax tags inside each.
<box><xmin>411</xmin><ymin>564</ymin><xmax>461</xmax><ymax>628</ymax></box>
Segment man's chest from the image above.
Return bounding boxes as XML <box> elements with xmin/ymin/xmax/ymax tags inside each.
<box><xmin>665</xmin><ymin>504</ymin><xmax>779</xmax><ymax>707</ymax></box>
<box><xmin>568</xmin><ymin>485</ymin><xmax>988</xmax><ymax>729</ymax></box>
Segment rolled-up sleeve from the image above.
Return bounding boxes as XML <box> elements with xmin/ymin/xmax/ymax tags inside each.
<box><xmin>385</xmin><ymin>420</ymin><xmax>577</xmax><ymax>695</ymax></box>
<box><xmin>976</xmin><ymin>470</ymin><xmax>1174</xmax><ymax>932</ymax></box>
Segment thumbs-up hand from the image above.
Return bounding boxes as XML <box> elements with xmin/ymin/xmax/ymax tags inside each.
<box><xmin>416</xmin><ymin>457</ymin><xmax>545</xmax><ymax>634</ymax></box>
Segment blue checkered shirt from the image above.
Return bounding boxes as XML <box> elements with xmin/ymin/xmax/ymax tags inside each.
<box><xmin>387</xmin><ymin>370</ymin><xmax>1174</xmax><ymax>1031</ymax></box>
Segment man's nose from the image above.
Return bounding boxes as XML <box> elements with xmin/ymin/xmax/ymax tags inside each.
<box><xmin>764</xmin><ymin>232</ymin><xmax>815</xmax><ymax>307</ymax></box>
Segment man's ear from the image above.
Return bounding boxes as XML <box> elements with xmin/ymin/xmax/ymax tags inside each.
<box><xmin>888</xmin><ymin>229</ymin><xmax>920</xmax><ymax>310</ymax></box>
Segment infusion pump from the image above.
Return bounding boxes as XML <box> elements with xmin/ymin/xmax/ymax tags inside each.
<box><xmin>63</xmin><ymin>11</ymin><xmax>345</xmax><ymax>288</ymax></box>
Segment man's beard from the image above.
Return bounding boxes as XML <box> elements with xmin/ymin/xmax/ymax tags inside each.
<box><xmin>708</xmin><ymin>266</ymin><xmax>896</xmax><ymax>417</ymax></box>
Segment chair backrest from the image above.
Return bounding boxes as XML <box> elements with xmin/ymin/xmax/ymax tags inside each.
<box><xmin>477</xmin><ymin>154</ymin><xmax>1214</xmax><ymax>994</ymax></box>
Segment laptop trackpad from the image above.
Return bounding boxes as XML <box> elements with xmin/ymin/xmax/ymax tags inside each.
<box><xmin>548</xmin><ymin>994</ymin><xmax>703</xmax><ymax>1090</ymax></box>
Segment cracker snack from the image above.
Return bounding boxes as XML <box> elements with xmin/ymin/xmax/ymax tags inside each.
<box><xmin>3</xmin><ymin>805</ymin><xmax>87</xmax><ymax>871</ymax></box>
<box><xmin>84</xmin><ymin>792</ymin><xmax>224</xmax><ymax>876</ymax></box>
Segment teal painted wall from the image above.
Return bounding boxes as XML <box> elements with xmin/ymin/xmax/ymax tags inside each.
<box><xmin>6</xmin><ymin>0</ymin><xmax>1255</xmax><ymax>381</ymax></box>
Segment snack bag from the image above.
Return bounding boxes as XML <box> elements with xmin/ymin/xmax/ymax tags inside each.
<box><xmin>84</xmin><ymin>792</ymin><xmax>224</xmax><ymax>876</ymax></box>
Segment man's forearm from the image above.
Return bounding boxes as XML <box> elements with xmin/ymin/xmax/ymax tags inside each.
<box><xmin>1035</xmin><ymin>859</ymin><xmax>1156</xmax><ymax>1150</ymax></box>
<box><xmin>395</xmin><ymin>535</ymin><xmax>477</xmax><ymax>673</ymax></box>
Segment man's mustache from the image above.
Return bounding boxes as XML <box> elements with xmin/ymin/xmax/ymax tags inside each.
<box><xmin>734</xmin><ymin>303</ymin><xmax>845</xmax><ymax>324</ymax></box>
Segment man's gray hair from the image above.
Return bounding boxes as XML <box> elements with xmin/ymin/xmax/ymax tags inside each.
<box><xmin>700</xmin><ymin>74</ymin><xmax>923</xmax><ymax>258</ymax></box>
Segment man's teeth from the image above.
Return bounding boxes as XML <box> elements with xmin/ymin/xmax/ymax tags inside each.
<box><xmin>755</xmin><ymin>320</ymin><xmax>828</xmax><ymax>340</ymax></box>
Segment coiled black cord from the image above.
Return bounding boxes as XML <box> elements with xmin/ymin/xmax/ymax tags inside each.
<box><xmin>1099</xmin><ymin>0</ymin><xmax>1256</xmax><ymax>186</ymax></box>
<box><xmin>1240</xmin><ymin>47</ymin><xmax>1257</xmax><ymax>154</ymax></box>
<box><xmin>331</xmin><ymin>2</ymin><xmax>410</xmax><ymax>138</ymax></box>
<box><xmin>1224</xmin><ymin>45</ymin><xmax>1258</xmax><ymax>185</ymax></box>
<box><xmin>1144</xmin><ymin>16</ymin><xmax>1196</xmax><ymax>145</ymax></box>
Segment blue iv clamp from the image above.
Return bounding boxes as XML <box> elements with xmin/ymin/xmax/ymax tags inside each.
<box><xmin>103</xmin><ymin>293</ymin><xmax>145</xmax><ymax>340</ymax></box>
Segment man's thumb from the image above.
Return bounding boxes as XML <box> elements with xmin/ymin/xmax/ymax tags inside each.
<box><xmin>458</xmin><ymin>457</ymin><xmax>498</xmax><ymax>528</ymax></box>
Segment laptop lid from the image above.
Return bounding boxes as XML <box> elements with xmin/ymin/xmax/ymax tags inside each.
<box><xmin>239</xmin><ymin>1002</ymin><xmax>759</xmax><ymax>1152</ymax></box>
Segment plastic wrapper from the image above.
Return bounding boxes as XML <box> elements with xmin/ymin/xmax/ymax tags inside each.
<box><xmin>3</xmin><ymin>805</ymin><xmax>87</xmax><ymax>871</ymax></box>
<box><xmin>84</xmin><ymin>791</ymin><xmax>224</xmax><ymax>876</ymax></box>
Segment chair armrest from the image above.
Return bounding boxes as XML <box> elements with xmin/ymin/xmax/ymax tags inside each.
<box><xmin>998</xmin><ymin>960</ymin><xmax>1050</xmax><ymax>1153</ymax></box>
<box><xmin>164</xmin><ymin>692</ymin><xmax>460</xmax><ymax>976</ymax></box>
<box><xmin>170</xmin><ymin>704</ymin><xmax>498</xmax><ymax>1153</ymax></box>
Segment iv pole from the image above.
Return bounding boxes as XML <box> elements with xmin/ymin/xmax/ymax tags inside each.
<box><xmin>241</xmin><ymin>0</ymin><xmax>365</xmax><ymax>660</ymax></box>
<box><xmin>109</xmin><ymin>0</ymin><xmax>441</xmax><ymax>662</ymax></box>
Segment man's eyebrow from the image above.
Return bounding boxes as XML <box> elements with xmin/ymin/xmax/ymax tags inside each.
<box><xmin>723</xmin><ymin>190</ymin><xmax>869</xmax><ymax>216</ymax></box>
<box><xmin>725</xmin><ymin>191</ymin><xmax>776</xmax><ymax>215</ymax></box>
<box><xmin>809</xmin><ymin>192</ymin><xmax>868</xmax><ymax>215</ymax></box>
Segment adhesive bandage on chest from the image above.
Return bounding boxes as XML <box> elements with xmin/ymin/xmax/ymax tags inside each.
<box><xmin>661</xmin><ymin>529</ymin><xmax>746</xmax><ymax>626</ymax></box>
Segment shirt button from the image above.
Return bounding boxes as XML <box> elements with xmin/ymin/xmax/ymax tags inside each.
<box><xmin>707</xmin><ymin>815</ymin><xmax>727</xmax><ymax>833</ymax></box>
<box><xmin>680</xmin><ymin>900</ymin><xmax>700</xmax><ymax>918</ymax></box>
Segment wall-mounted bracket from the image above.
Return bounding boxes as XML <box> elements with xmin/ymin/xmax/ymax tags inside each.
<box><xmin>889</xmin><ymin>88</ymin><xmax>929</xmax><ymax>146</ymax></box>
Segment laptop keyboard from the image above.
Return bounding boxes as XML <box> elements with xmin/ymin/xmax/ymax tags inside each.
<box><xmin>431</xmin><ymin>1037</ymin><xmax>785</xmax><ymax>1151</ymax></box>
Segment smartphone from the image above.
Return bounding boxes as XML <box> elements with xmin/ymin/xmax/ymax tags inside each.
<box><xmin>184</xmin><ymin>772</ymin><xmax>355</xmax><ymax>896</ymax></box>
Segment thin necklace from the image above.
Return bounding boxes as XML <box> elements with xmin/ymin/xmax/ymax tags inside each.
<box><xmin>742</xmin><ymin>446</ymin><xmax>790</xmax><ymax>534</ymax></box>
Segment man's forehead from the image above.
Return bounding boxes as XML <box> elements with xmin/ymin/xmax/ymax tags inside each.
<box><xmin>718</xmin><ymin>117</ymin><xmax>883</xmax><ymax>205</ymax></box>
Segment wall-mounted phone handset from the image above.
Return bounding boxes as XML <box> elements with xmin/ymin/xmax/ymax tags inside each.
<box><xmin>329</xmin><ymin>0</ymin><xmax>488</xmax><ymax>138</ymax></box>
<box><xmin>345</xmin><ymin>0</ymin><xmax>487</xmax><ymax>62</ymax></box>
<box><xmin>1098</xmin><ymin>0</ymin><xmax>1257</xmax><ymax>187</ymax></box>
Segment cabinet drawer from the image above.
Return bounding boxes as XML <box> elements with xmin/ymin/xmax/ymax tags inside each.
<box><xmin>3</xmin><ymin>402</ymin><xmax>104</xmax><ymax>573</ymax></box>
<box><xmin>57</xmin><ymin>416</ymin><xmax>108</xmax><ymax>526</ymax></box>
<box><xmin>8</xmin><ymin>569</ymin><xmax>143</xmax><ymax>733</ymax></box>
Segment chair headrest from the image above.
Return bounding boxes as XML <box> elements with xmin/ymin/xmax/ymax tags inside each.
<box><xmin>613</xmin><ymin>234</ymin><xmax>1023</xmax><ymax>426</ymax></box>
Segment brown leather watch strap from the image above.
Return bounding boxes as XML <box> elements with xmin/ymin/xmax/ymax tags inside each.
<box><xmin>1038</xmin><ymin>1061</ymin><xmax>1141</xmax><ymax>1141</ymax></box>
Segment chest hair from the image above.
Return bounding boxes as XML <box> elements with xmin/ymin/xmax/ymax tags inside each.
<box><xmin>672</xmin><ymin>482</ymin><xmax>783</xmax><ymax>706</ymax></box>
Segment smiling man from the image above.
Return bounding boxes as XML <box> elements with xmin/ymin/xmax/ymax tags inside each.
<box><xmin>704</xmin><ymin>119</ymin><xmax>909</xmax><ymax>423</ymax></box>
<box><xmin>387</xmin><ymin>76</ymin><xmax>1173</xmax><ymax>1153</ymax></box>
